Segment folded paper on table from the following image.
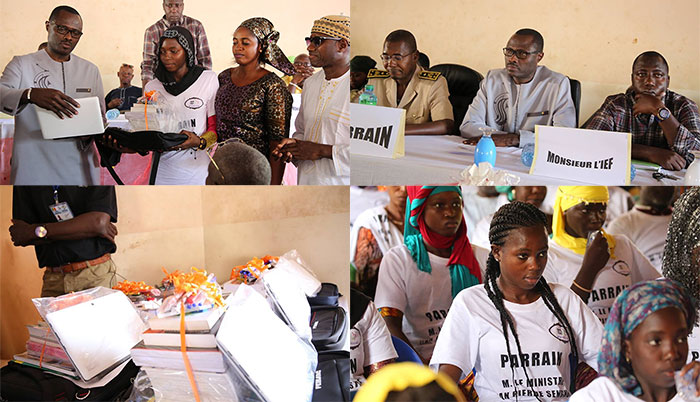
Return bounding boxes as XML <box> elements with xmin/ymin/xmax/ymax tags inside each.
<box><xmin>529</xmin><ymin>125</ymin><xmax>631</xmax><ymax>185</ymax></box>
<box><xmin>350</xmin><ymin>103</ymin><xmax>405</xmax><ymax>159</ymax></box>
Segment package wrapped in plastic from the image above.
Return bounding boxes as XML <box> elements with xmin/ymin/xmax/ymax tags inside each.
<box><xmin>230</xmin><ymin>255</ymin><xmax>278</xmax><ymax>285</ymax></box>
<box><xmin>31</xmin><ymin>287</ymin><xmax>147</xmax><ymax>382</ymax></box>
<box><xmin>274</xmin><ymin>249</ymin><xmax>322</xmax><ymax>297</ymax></box>
<box><xmin>125</xmin><ymin>90</ymin><xmax>179</xmax><ymax>132</ymax></box>
<box><xmin>458</xmin><ymin>162</ymin><xmax>521</xmax><ymax>185</ymax></box>
<box><xmin>217</xmin><ymin>284</ymin><xmax>317</xmax><ymax>402</ymax></box>
<box><xmin>262</xmin><ymin>267</ymin><xmax>312</xmax><ymax>343</ymax></box>
<box><xmin>128</xmin><ymin>367</ymin><xmax>253</xmax><ymax>402</ymax></box>
<box><xmin>157</xmin><ymin>267</ymin><xmax>225</xmax><ymax>318</ymax></box>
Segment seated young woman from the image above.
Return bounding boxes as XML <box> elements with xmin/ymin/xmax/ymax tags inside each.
<box><xmin>570</xmin><ymin>279</ymin><xmax>700</xmax><ymax>402</ymax></box>
<box><xmin>374</xmin><ymin>185</ymin><xmax>489</xmax><ymax>365</ymax></box>
<box><xmin>662</xmin><ymin>187</ymin><xmax>700</xmax><ymax>363</ymax></box>
<box><xmin>544</xmin><ymin>186</ymin><xmax>659</xmax><ymax>322</ymax></box>
<box><xmin>431</xmin><ymin>201</ymin><xmax>603</xmax><ymax>401</ymax></box>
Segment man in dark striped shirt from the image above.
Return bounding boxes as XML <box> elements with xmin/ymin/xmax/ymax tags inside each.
<box><xmin>585</xmin><ymin>51</ymin><xmax>700</xmax><ymax>171</ymax></box>
<box><xmin>140</xmin><ymin>0</ymin><xmax>211</xmax><ymax>88</ymax></box>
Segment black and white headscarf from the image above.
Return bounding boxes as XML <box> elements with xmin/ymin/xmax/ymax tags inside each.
<box><xmin>154</xmin><ymin>26</ymin><xmax>205</xmax><ymax>96</ymax></box>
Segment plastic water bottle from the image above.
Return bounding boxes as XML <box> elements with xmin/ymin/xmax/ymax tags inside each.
<box><xmin>675</xmin><ymin>368</ymin><xmax>700</xmax><ymax>402</ymax></box>
<box><xmin>684</xmin><ymin>150</ymin><xmax>700</xmax><ymax>185</ymax></box>
<box><xmin>630</xmin><ymin>165</ymin><xmax>636</xmax><ymax>182</ymax></box>
<box><xmin>359</xmin><ymin>85</ymin><xmax>377</xmax><ymax>105</ymax></box>
<box><xmin>106</xmin><ymin>108</ymin><xmax>120</xmax><ymax>120</ymax></box>
<box><xmin>521</xmin><ymin>143</ymin><xmax>535</xmax><ymax>167</ymax></box>
<box><xmin>474</xmin><ymin>128</ymin><xmax>497</xmax><ymax>167</ymax></box>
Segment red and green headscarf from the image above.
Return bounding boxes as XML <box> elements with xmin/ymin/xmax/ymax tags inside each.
<box><xmin>404</xmin><ymin>186</ymin><xmax>482</xmax><ymax>298</ymax></box>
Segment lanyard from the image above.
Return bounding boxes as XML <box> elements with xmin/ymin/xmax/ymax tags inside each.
<box><xmin>52</xmin><ymin>186</ymin><xmax>60</xmax><ymax>205</ymax></box>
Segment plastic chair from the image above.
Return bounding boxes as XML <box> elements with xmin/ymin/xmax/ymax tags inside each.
<box><xmin>391</xmin><ymin>335</ymin><xmax>422</xmax><ymax>364</ymax></box>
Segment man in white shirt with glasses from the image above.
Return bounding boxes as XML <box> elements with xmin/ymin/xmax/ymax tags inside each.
<box><xmin>461</xmin><ymin>28</ymin><xmax>575</xmax><ymax>148</ymax></box>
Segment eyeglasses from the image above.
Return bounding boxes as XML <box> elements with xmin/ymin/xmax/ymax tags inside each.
<box><xmin>380</xmin><ymin>53</ymin><xmax>413</xmax><ymax>63</ymax></box>
<box><xmin>305</xmin><ymin>36</ymin><xmax>341</xmax><ymax>47</ymax></box>
<box><xmin>49</xmin><ymin>21</ymin><xmax>83</xmax><ymax>38</ymax></box>
<box><xmin>207</xmin><ymin>138</ymin><xmax>245</xmax><ymax>182</ymax></box>
<box><xmin>502</xmin><ymin>47</ymin><xmax>539</xmax><ymax>59</ymax></box>
<box><xmin>163</xmin><ymin>2</ymin><xmax>183</xmax><ymax>9</ymax></box>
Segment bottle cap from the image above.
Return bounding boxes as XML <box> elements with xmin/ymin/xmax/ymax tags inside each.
<box><xmin>365</xmin><ymin>84</ymin><xmax>374</xmax><ymax>91</ymax></box>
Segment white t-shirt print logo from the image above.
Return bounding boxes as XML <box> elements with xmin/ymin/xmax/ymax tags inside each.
<box><xmin>549</xmin><ymin>323</ymin><xmax>570</xmax><ymax>343</ymax></box>
<box><xmin>612</xmin><ymin>260</ymin><xmax>631</xmax><ymax>276</ymax></box>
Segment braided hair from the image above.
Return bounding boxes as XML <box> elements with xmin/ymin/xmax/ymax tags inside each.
<box><xmin>484</xmin><ymin>201</ymin><xmax>581</xmax><ymax>400</ymax></box>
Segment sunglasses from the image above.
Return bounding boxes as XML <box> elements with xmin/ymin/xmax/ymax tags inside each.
<box><xmin>305</xmin><ymin>36</ymin><xmax>341</xmax><ymax>47</ymax></box>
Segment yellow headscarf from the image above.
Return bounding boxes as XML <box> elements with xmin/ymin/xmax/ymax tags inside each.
<box><xmin>353</xmin><ymin>362</ymin><xmax>466</xmax><ymax>402</ymax></box>
<box><xmin>552</xmin><ymin>186</ymin><xmax>616</xmax><ymax>257</ymax></box>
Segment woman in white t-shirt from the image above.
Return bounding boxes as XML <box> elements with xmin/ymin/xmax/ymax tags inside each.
<box><xmin>543</xmin><ymin>186</ymin><xmax>659</xmax><ymax>322</ymax></box>
<box><xmin>145</xmin><ymin>26</ymin><xmax>219</xmax><ymax>185</ymax></box>
<box><xmin>570</xmin><ymin>279</ymin><xmax>700</xmax><ymax>402</ymax></box>
<box><xmin>471</xmin><ymin>186</ymin><xmax>550</xmax><ymax>249</ymax></box>
<box><xmin>351</xmin><ymin>186</ymin><xmax>406</xmax><ymax>298</ymax></box>
<box><xmin>431</xmin><ymin>201</ymin><xmax>603</xmax><ymax>402</ymax></box>
<box><xmin>375</xmin><ymin>186</ymin><xmax>488</xmax><ymax>364</ymax></box>
<box><xmin>662</xmin><ymin>187</ymin><xmax>700</xmax><ymax>364</ymax></box>
<box><xmin>350</xmin><ymin>288</ymin><xmax>397</xmax><ymax>392</ymax></box>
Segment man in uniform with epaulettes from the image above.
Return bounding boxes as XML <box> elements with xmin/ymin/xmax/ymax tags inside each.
<box><xmin>363</xmin><ymin>29</ymin><xmax>454</xmax><ymax>136</ymax></box>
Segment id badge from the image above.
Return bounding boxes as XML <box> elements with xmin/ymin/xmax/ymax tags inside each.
<box><xmin>50</xmin><ymin>202</ymin><xmax>74</xmax><ymax>221</ymax></box>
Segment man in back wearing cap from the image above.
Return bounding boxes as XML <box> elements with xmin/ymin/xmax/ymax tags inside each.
<box><xmin>272</xmin><ymin>15</ymin><xmax>350</xmax><ymax>185</ymax></box>
<box><xmin>366</xmin><ymin>29</ymin><xmax>454</xmax><ymax>135</ymax></box>
<box><xmin>350</xmin><ymin>55</ymin><xmax>376</xmax><ymax>103</ymax></box>
<box><xmin>9</xmin><ymin>186</ymin><xmax>118</xmax><ymax>297</ymax></box>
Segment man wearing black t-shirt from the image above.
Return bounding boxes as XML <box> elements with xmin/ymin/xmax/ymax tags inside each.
<box><xmin>9</xmin><ymin>186</ymin><xmax>118</xmax><ymax>297</ymax></box>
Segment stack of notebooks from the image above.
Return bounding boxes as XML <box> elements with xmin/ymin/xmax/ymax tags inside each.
<box><xmin>130</xmin><ymin>307</ymin><xmax>226</xmax><ymax>373</ymax></box>
<box><xmin>13</xmin><ymin>322</ymin><xmax>78</xmax><ymax>379</ymax></box>
<box><xmin>129</xmin><ymin>300</ymin><xmax>264</xmax><ymax>400</ymax></box>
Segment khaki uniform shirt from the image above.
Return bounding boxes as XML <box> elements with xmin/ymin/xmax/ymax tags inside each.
<box><xmin>367</xmin><ymin>66</ymin><xmax>453</xmax><ymax>124</ymax></box>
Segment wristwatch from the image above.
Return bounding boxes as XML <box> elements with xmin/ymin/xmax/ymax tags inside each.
<box><xmin>657</xmin><ymin>107</ymin><xmax>671</xmax><ymax>121</ymax></box>
<box><xmin>34</xmin><ymin>225</ymin><xmax>47</xmax><ymax>239</ymax></box>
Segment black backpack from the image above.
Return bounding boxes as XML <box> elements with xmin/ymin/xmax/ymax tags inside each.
<box><xmin>311</xmin><ymin>351</ymin><xmax>350</xmax><ymax>402</ymax></box>
<box><xmin>307</xmin><ymin>283</ymin><xmax>341</xmax><ymax>307</ymax></box>
<box><xmin>310</xmin><ymin>305</ymin><xmax>348</xmax><ymax>352</ymax></box>
<box><xmin>0</xmin><ymin>360</ymin><xmax>139</xmax><ymax>401</ymax></box>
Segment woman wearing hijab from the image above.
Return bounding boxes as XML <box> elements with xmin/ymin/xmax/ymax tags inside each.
<box><xmin>374</xmin><ymin>185</ymin><xmax>489</xmax><ymax>364</ymax></box>
<box><xmin>570</xmin><ymin>279</ymin><xmax>700</xmax><ymax>401</ymax></box>
<box><xmin>662</xmin><ymin>187</ymin><xmax>700</xmax><ymax>363</ymax></box>
<box><xmin>543</xmin><ymin>186</ymin><xmax>659</xmax><ymax>322</ymax></box>
<box><xmin>215</xmin><ymin>17</ymin><xmax>294</xmax><ymax>185</ymax></box>
<box><xmin>144</xmin><ymin>26</ymin><xmax>219</xmax><ymax>185</ymax></box>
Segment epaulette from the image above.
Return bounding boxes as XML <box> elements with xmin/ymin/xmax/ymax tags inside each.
<box><xmin>367</xmin><ymin>69</ymin><xmax>390</xmax><ymax>79</ymax></box>
<box><xmin>419</xmin><ymin>71</ymin><xmax>442</xmax><ymax>81</ymax></box>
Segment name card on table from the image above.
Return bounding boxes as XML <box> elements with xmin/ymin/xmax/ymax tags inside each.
<box><xmin>350</xmin><ymin>103</ymin><xmax>405</xmax><ymax>158</ymax></box>
<box><xmin>529</xmin><ymin>125</ymin><xmax>632</xmax><ymax>184</ymax></box>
